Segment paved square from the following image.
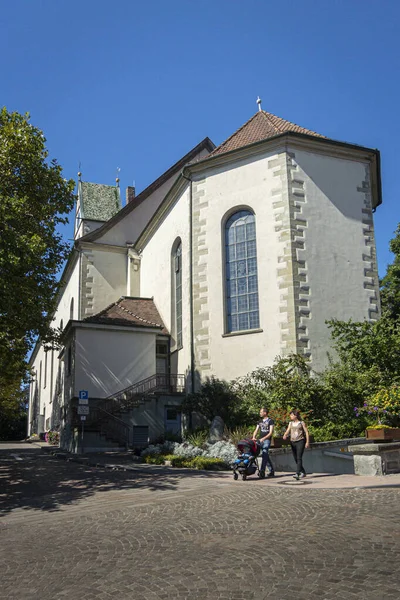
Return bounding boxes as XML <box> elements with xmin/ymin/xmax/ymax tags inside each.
<box><xmin>1</xmin><ymin>445</ymin><xmax>399</xmax><ymax>599</ymax></box>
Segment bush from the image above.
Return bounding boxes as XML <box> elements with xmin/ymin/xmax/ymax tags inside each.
<box><xmin>189</xmin><ymin>456</ymin><xmax>227</xmax><ymax>470</ymax></box>
<box><xmin>307</xmin><ymin>421</ymin><xmax>366</xmax><ymax>442</ymax></box>
<box><xmin>185</xmin><ymin>429</ymin><xmax>208</xmax><ymax>447</ymax></box>
<box><xmin>224</xmin><ymin>425</ymin><xmax>253</xmax><ymax>445</ymax></box>
<box><xmin>143</xmin><ymin>454</ymin><xmax>166</xmax><ymax>465</ymax></box>
<box><xmin>204</xmin><ymin>440</ymin><xmax>237</xmax><ymax>464</ymax></box>
<box><xmin>45</xmin><ymin>431</ymin><xmax>60</xmax><ymax>446</ymax></box>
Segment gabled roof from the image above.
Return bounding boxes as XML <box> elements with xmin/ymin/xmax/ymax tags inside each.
<box><xmin>79</xmin><ymin>181</ymin><xmax>122</xmax><ymax>221</ymax></box>
<box><xmin>81</xmin><ymin>137</ymin><xmax>215</xmax><ymax>242</ymax></box>
<box><xmin>209</xmin><ymin>110</ymin><xmax>325</xmax><ymax>157</ymax></box>
<box><xmin>83</xmin><ymin>297</ymin><xmax>168</xmax><ymax>334</ymax></box>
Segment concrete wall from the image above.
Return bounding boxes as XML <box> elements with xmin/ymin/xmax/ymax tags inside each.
<box><xmin>74</xmin><ymin>326</ymin><xmax>158</xmax><ymax>398</ymax></box>
<box><xmin>270</xmin><ymin>438</ymin><xmax>370</xmax><ymax>474</ymax></box>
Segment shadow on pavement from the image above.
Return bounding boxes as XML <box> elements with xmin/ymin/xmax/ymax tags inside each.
<box><xmin>0</xmin><ymin>445</ymin><xmax>223</xmax><ymax>517</ymax></box>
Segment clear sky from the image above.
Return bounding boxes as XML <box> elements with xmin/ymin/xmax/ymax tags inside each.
<box><xmin>1</xmin><ymin>0</ymin><xmax>399</xmax><ymax>275</ymax></box>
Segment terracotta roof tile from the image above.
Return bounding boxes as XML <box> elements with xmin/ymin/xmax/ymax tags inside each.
<box><xmin>84</xmin><ymin>297</ymin><xmax>168</xmax><ymax>334</ymax></box>
<box><xmin>209</xmin><ymin>110</ymin><xmax>325</xmax><ymax>157</ymax></box>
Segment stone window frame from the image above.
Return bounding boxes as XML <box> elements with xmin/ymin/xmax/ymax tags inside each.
<box><xmin>171</xmin><ymin>237</ymin><xmax>183</xmax><ymax>350</ymax></box>
<box><xmin>222</xmin><ymin>206</ymin><xmax>260</xmax><ymax>335</ymax></box>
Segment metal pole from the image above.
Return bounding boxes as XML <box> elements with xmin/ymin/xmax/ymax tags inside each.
<box><xmin>81</xmin><ymin>419</ymin><xmax>84</xmax><ymax>454</ymax></box>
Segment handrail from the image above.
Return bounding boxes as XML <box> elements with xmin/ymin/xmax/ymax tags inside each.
<box><xmin>88</xmin><ymin>406</ymin><xmax>130</xmax><ymax>450</ymax></box>
<box><xmin>106</xmin><ymin>373</ymin><xmax>186</xmax><ymax>402</ymax></box>
<box><xmin>79</xmin><ymin>373</ymin><xmax>185</xmax><ymax>450</ymax></box>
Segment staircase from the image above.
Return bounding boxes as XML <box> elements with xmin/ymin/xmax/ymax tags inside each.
<box><xmin>77</xmin><ymin>374</ymin><xmax>186</xmax><ymax>449</ymax></box>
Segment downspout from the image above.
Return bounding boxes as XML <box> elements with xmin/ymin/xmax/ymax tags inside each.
<box><xmin>181</xmin><ymin>171</ymin><xmax>195</xmax><ymax>400</ymax></box>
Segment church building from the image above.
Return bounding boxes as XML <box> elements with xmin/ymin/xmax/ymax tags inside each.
<box><xmin>28</xmin><ymin>105</ymin><xmax>382</xmax><ymax>451</ymax></box>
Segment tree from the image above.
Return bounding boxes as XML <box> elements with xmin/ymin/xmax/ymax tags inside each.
<box><xmin>233</xmin><ymin>354</ymin><xmax>327</xmax><ymax>422</ymax></box>
<box><xmin>0</xmin><ymin>108</ymin><xmax>75</xmax><ymax>409</ymax></box>
<box><xmin>380</xmin><ymin>223</ymin><xmax>400</xmax><ymax>321</ymax></box>
<box><xmin>181</xmin><ymin>376</ymin><xmax>244</xmax><ymax>428</ymax></box>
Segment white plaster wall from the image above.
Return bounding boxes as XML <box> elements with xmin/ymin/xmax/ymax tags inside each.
<box><xmin>74</xmin><ymin>327</ymin><xmax>157</xmax><ymax>398</ymax></box>
<box><xmin>85</xmin><ymin>247</ymin><xmax>128</xmax><ymax>315</ymax></box>
<box><xmin>29</xmin><ymin>257</ymin><xmax>81</xmax><ymax>432</ymax></box>
<box><xmin>140</xmin><ymin>187</ymin><xmax>192</xmax><ymax>378</ymax></box>
<box><xmin>290</xmin><ymin>147</ymin><xmax>378</xmax><ymax>370</ymax></box>
<box><xmin>96</xmin><ymin>148</ymin><xmax>210</xmax><ymax>247</ymax></box>
<box><xmin>196</xmin><ymin>151</ymin><xmax>284</xmax><ymax>381</ymax></box>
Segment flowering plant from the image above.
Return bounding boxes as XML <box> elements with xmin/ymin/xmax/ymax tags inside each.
<box><xmin>268</xmin><ymin>408</ymin><xmax>311</xmax><ymax>435</ymax></box>
<box><xmin>354</xmin><ymin>386</ymin><xmax>400</xmax><ymax>426</ymax></box>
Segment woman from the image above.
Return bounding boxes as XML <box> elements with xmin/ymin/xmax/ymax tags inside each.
<box><xmin>283</xmin><ymin>409</ymin><xmax>310</xmax><ymax>480</ymax></box>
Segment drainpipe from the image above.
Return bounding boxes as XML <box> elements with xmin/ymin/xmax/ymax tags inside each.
<box><xmin>181</xmin><ymin>171</ymin><xmax>195</xmax><ymax>401</ymax></box>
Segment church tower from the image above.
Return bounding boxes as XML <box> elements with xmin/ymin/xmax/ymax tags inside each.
<box><xmin>74</xmin><ymin>173</ymin><xmax>122</xmax><ymax>239</ymax></box>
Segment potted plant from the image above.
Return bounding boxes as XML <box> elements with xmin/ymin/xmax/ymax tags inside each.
<box><xmin>355</xmin><ymin>386</ymin><xmax>400</xmax><ymax>442</ymax></box>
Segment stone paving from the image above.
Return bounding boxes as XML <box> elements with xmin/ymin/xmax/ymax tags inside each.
<box><xmin>0</xmin><ymin>445</ymin><xmax>400</xmax><ymax>599</ymax></box>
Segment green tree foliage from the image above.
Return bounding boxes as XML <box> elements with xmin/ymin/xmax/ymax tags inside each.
<box><xmin>380</xmin><ymin>223</ymin><xmax>400</xmax><ymax>321</ymax></box>
<box><xmin>327</xmin><ymin>317</ymin><xmax>400</xmax><ymax>389</ymax></box>
<box><xmin>0</xmin><ymin>108</ymin><xmax>75</xmax><ymax>413</ymax></box>
<box><xmin>233</xmin><ymin>354</ymin><xmax>327</xmax><ymax>422</ymax></box>
<box><xmin>181</xmin><ymin>376</ymin><xmax>244</xmax><ymax>428</ymax></box>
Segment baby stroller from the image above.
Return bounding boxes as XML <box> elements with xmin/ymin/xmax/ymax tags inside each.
<box><xmin>232</xmin><ymin>438</ymin><xmax>261</xmax><ymax>481</ymax></box>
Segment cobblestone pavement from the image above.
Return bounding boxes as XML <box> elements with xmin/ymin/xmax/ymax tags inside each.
<box><xmin>1</xmin><ymin>447</ymin><xmax>400</xmax><ymax>599</ymax></box>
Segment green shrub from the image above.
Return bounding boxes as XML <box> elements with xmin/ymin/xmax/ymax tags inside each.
<box><xmin>224</xmin><ymin>425</ymin><xmax>253</xmax><ymax>445</ymax></box>
<box><xmin>143</xmin><ymin>454</ymin><xmax>166</xmax><ymax>465</ymax></box>
<box><xmin>189</xmin><ymin>456</ymin><xmax>227</xmax><ymax>470</ymax></box>
<box><xmin>308</xmin><ymin>421</ymin><xmax>366</xmax><ymax>442</ymax></box>
<box><xmin>163</xmin><ymin>454</ymin><xmax>188</xmax><ymax>467</ymax></box>
<box><xmin>185</xmin><ymin>429</ymin><xmax>208</xmax><ymax>447</ymax></box>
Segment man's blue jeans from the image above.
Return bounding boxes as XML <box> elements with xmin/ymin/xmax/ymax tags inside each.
<box><xmin>260</xmin><ymin>439</ymin><xmax>274</xmax><ymax>474</ymax></box>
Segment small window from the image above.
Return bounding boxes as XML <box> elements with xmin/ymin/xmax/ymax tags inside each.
<box><xmin>166</xmin><ymin>409</ymin><xmax>178</xmax><ymax>421</ymax></box>
<box><xmin>70</xmin><ymin>298</ymin><xmax>74</xmax><ymax>321</ymax></box>
<box><xmin>44</xmin><ymin>352</ymin><xmax>47</xmax><ymax>389</ymax></box>
<box><xmin>156</xmin><ymin>342</ymin><xmax>168</xmax><ymax>356</ymax></box>
<box><xmin>67</xmin><ymin>346</ymin><xmax>72</xmax><ymax>376</ymax></box>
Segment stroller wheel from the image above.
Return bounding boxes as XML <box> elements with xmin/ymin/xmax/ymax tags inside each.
<box><xmin>242</xmin><ymin>474</ymin><xmax>247</xmax><ymax>481</ymax></box>
<box><xmin>233</xmin><ymin>472</ymin><xmax>238</xmax><ymax>481</ymax></box>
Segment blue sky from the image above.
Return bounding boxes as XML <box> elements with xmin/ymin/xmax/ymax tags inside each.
<box><xmin>1</xmin><ymin>0</ymin><xmax>399</xmax><ymax>274</ymax></box>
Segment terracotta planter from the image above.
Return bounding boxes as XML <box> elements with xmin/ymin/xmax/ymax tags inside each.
<box><xmin>366</xmin><ymin>428</ymin><xmax>400</xmax><ymax>442</ymax></box>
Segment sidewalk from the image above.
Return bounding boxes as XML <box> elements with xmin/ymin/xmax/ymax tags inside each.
<box><xmin>49</xmin><ymin>449</ymin><xmax>400</xmax><ymax>490</ymax></box>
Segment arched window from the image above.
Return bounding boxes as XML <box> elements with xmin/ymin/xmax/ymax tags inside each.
<box><xmin>173</xmin><ymin>241</ymin><xmax>183</xmax><ymax>347</ymax></box>
<box><xmin>225</xmin><ymin>210</ymin><xmax>259</xmax><ymax>333</ymax></box>
<box><xmin>70</xmin><ymin>298</ymin><xmax>74</xmax><ymax>321</ymax></box>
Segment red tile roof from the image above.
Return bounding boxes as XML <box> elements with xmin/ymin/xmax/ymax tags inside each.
<box><xmin>209</xmin><ymin>110</ymin><xmax>325</xmax><ymax>157</ymax></box>
<box><xmin>84</xmin><ymin>297</ymin><xmax>168</xmax><ymax>334</ymax></box>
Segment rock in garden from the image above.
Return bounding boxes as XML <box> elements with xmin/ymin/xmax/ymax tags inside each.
<box><xmin>209</xmin><ymin>416</ymin><xmax>225</xmax><ymax>443</ymax></box>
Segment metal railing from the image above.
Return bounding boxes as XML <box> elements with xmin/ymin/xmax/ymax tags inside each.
<box><xmin>107</xmin><ymin>373</ymin><xmax>186</xmax><ymax>403</ymax></box>
<box><xmin>78</xmin><ymin>374</ymin><xmax>186</xmax><ymax>449</ymax></box>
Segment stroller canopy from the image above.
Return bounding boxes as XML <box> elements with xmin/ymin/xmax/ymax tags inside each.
<box><xmin>237</xmin><ymin>438</ymin><xmax>260</xmax><ymax>456</ymax></box>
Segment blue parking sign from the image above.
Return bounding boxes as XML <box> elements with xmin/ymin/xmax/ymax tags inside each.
<box><xmin>79</xmin><ymin>390</ymin><xmax>89</xmax><ymax>400</ymax></box>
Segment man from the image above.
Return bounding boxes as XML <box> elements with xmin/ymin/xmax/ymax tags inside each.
<box><xmin>252</xmin><ymin>407</ymin><xmax>275</xmax><ymax>478</ymax></box>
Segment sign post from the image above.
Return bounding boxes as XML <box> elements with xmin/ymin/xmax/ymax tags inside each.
<box><xmin>78</xmin><ymin>391</ymin><xmax>89</xmax><ymax>454</ymax></box>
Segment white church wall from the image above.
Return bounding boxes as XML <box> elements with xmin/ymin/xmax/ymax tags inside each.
<box><xmin>289</xmin><ymin>146</ymin><xmax>380</xmax><ymax>370</ymax></box>
<box><xmin>80</xmin><ymin>245</ymin><xmax>128</xmax><ymax>318</ymax></box>
<box><xmin>29</xmin><ymin>256</ymin><xmax>81</xmax><ymax>433</ymax></box>
<box><xmin>191</xmin><ymin>149</ymin><xmax>286</xmax><ymax>383</ymax></box>
<box><xmin>74</xmin><ymin>326</ymin><xmax>157</xmax><ymax>398</ymax></box>
<box><xmin>139</xmin><ymin>187</ymin><xmax>192</xmax><ymax>377</ymax></box>
<box><xmin>95</xmin><ymin>148</ymin><xmax>210</xmax><ymax>247</ymax></box>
